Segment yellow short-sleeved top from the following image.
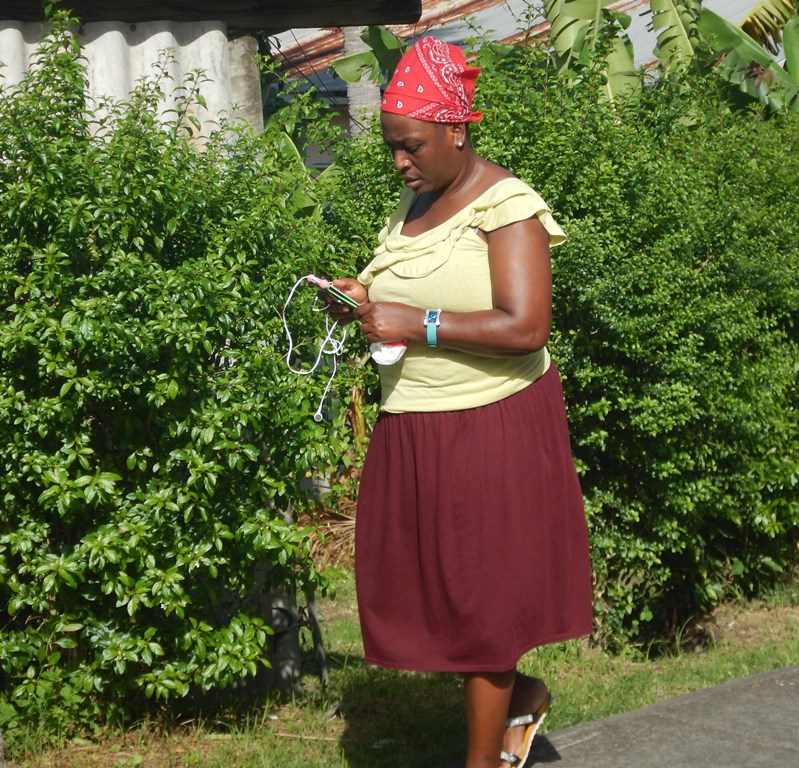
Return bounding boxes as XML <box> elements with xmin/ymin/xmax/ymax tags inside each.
<box><xmin>358</xmin><ymin>177</ymin><xmax>566</xmax><ymax>413</ymax></box>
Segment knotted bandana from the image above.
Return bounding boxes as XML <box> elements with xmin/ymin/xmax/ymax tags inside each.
<box><xmin>381</xmin><ymin>37</ymin><xmax>482</xmax><ymax>124</ymax></box>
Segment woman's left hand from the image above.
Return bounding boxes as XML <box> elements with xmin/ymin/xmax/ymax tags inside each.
<box><xmin>354</xmin><ymin>301</ymin><xmax>422</xmax><ymax>344</ymax></box>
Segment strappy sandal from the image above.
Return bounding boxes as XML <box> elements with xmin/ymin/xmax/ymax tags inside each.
<box><xmin>499</xmin><ymin>691</ymin><xmax>552</xmax><ymax>767</ymax></box>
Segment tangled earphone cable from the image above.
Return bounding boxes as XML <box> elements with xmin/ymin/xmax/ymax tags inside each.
<box><xmin>282</xmin><ymin>275</ymin><xmax>348</xmax><ymax>422</ymax></box>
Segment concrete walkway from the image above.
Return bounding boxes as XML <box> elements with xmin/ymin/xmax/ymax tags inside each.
<box><xmin>529</xmin><ymin>665</ymin><xmax>799</xmax><ymax>768</ymax></box>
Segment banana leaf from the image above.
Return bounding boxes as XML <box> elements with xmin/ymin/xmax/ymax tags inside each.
<box><xmin>544</xmin><ymin>0</ymin><xmax>615</xmax><ymax>69</ymax></box>
<box><xmin>329</xmin><ymin>51</ymin><xmax>380</xmax><ymax>84</ymax></box>
<box><xmin>544</xmin><ymin>0</ymin><xmax>639</xmax><ymax>103</ymax></box>
<box><xmin>740</xmin><ymin>0</ymin><xmax>799</xmax><ymax>53</ymax></box>
<box><xmin>699</xmin><ymin>8</ymin><xmax>799</xmax><ymax>111</ymax></box>
<box><xmin>603</xmin><ymin>35</ymin><xmax>639</xmax><ymax>104</ymax></box>
<box><xmin>329</xmin><ymin>26</ymin><xmax>406</xmax><ymax>85</ymax></box>
<box><xmin>648</xmin><ymin>0</ymin><xmax>701</xmax><ymax>71</ymax></box>
<box><xmin>783</xmin><ymin>17</ymin><xmax>799</xmax><ymax>79</ymax></box>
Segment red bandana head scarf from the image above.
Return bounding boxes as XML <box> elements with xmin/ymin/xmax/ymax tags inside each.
<box><xmin>381</xmin><ymin>37</ymin><xmax>483</xmax><ymax>124</ymax></box>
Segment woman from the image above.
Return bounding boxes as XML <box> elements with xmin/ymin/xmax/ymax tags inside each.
<box><xmin>327</xmin><ymin>37</ymin><xmax>593</xmax><ymax>768</ymax></box>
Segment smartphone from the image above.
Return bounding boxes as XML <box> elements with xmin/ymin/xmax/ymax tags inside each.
<box><xmin>306</xmin><ymin>274</ymin><xmax>360</xmax><ymax>309</ymax></box>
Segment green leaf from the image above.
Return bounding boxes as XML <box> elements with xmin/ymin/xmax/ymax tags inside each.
<box><xmin>330</xmin><ymin>26</ymin><xmax>406</xmax><ymax>84</ymax></box>
<box><xmin>698</xmin><ymin>8</ymin><xmax>776</xmax><ymax>67</ymax></box>
<box><xmin>603</xmin><ymin>35</ymin><xmax>639</xmax><ymax>105</ymax></box>
<box><xmin>329</xmin><ymin>51</ymin><xmax>379</xmax><ymax>84</ymax></box>
<box><xmin>544</xmin><ymin>0</ymin><xmax>640</xmax><ymax>103</ymax></box>
<box><xmin>783</xmin><ymin>17</ymin><xmax>799</xmax><ymax>80</ymax></box>
<box><xmin>699</xmin><ymin>8</ymin><xmax>799</xmax><ymax>109</ymax></box>
<box><xmin>360</xmin><ymin>25</ymin><xmax>407</xmax><ymax>76</ymax></box>
<box><xmin>648</xmin><ymin>0</ymin><xmax>700</xmax><ymax>71</ymax></box>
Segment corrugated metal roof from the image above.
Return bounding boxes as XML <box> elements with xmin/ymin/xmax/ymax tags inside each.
<box><xmin>0</xmin><ymin>1</ymin><xmax>423</xmax><ymax>35</ymax></box>
<box><xmin>272</xmin><ymin>0</ymin><xmax>763</xmax><ymax>85</ymax></box>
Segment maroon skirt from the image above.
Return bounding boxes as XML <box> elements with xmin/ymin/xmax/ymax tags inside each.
<box><xmin>355</xmin><ymin>365</ymin><xmax>593</xmax><ymax>672</ymax></box>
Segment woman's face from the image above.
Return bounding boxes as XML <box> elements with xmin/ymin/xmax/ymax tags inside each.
<box><xmin>380</xmin><ymin>111</ymin><xmax>464</xmax><ymax>195</ymax></box>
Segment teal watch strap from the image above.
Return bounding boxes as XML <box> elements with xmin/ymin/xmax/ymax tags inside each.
<box><xmin>424</xmin><ymin>309</ymin><xmax>442</xmax><ymax>348</ymax></box>
<box><xmin>426</xmin><ymin>322</ymin><xmax>438</xmax><ymax>347</ymax></box>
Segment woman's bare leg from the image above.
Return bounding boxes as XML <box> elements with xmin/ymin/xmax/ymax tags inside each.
<box><xmin>462</xmin><ymin>669</ymin><xmax>516</xmax><ymax>768</ymax></box>
<box><xmin>500</xmin><ymin>672</ymin><xmax>550</xmax><ymax>766</ymax></box>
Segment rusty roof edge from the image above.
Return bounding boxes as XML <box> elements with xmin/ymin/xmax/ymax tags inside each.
<box><xmin>0</xmin><ymin>1</ymin><xmax>423</xmax><ymax>34</ymax></box>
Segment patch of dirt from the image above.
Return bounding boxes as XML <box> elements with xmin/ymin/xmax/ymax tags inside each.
<box><xmin>702</xmin><ymin>603</ymin><xmax>799</xmax><ymax>647</ymax></box>
<box><xmin>9</xmin><ymin>731</ymin><xmax>226</xmax><ymax>768</ymax></box>
<box><xmin>321</xmin><ymin>592</ymin><xmax>360</xmax><ymax>625</ymax></box>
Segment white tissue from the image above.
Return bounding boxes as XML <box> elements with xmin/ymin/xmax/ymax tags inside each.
<box><xmin>370</xmin><ymin>341</ymin><xmax>408</xmax><ymax>365</ymax></box>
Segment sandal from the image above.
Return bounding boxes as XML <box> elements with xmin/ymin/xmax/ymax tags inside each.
<box><xmin>499</xmin><ymin>691</ymin><xmax>552</xmax><ymax>767</ymax></box>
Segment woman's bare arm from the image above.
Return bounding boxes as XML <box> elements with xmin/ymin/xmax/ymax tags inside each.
<box><xmin>353</xmin><ymin>216</ymin><xmax>552</xmax><ymax>357</ymax></box>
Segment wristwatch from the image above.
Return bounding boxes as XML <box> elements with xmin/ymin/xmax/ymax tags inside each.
<box><xmin>424</xmin><ymin>308</ymin><xmax>442</xmax><ymax>348</ymax></box>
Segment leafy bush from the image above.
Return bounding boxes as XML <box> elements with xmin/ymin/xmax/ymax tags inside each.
<box><xmin>0</xmin><ymin>13</ymin><xmax>351</xmax><ymax>736</ymax></box>
<box><xmin>321</xmin><ymin>38</ymin><xmax>799</xmax><ymax>647</ymax></box>
<box><xmin>469</xmin><ymin>41</ymin><xmax>799</xmax><ymax>645</ymax></box>
<box><xmin>3</xmin><ymin>7</ymin><xmax>799</xmax><ymax>745</ymax></box>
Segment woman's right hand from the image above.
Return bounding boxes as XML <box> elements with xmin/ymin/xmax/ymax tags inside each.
<box><xmin>323</xmin><ymin>278</ymin><xmax>368</xmax><ymax>324</ymax></box>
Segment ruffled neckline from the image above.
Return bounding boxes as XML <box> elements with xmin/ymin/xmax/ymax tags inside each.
<box><xmin>393</xmin><ymin>176</ymin><xmax>519</xmax><ymax>241</ymax></box>
<box><xmin>359</xmin><ymin>177</ymin><xmax>559</xmax><ymax>285</ymax></box>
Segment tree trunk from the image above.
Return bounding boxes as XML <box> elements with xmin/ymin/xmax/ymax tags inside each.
<box><xmin>342</xmin><ymin>26</ymin><xmax>381</xmax><ymax>135</ymax></box>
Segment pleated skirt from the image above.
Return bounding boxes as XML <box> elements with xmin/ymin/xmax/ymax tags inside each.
<box><xmin>355</xmin><ymin>364</ymin><xmax>594</xmax><ymax>672</ymax></box>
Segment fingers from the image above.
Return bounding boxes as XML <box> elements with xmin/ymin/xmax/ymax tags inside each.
<box><xmin>355</xmin><ymin>302</ymin><xmax>407</xmax><ymax>343</ymax></box>
<box><xmin>331</xmin><ymin>278</ymin><xmax>368</xmax><ymax>306</ymax></box>
<box><xmin>316</xmin><ymin>277</ymin><xmax>366</xmax><ymax>323</ymax></box>
<box><xmin>326</xmin><ymin>301</ymin><xmax>357</xmax><ymax>324</ymax></box>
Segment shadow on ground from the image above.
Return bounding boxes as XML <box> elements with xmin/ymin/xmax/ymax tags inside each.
<box><xmin>324</xmin><ymin>652</ymin><xmax>466</xmax><ymax>768</ymax></box>
<box><xmin>304</xmin><ymin>644</ymin><xmax>568</xmax><ymax>768</ymax></box>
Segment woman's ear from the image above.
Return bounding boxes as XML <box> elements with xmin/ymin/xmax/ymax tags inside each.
<box><xmin>450</xmin><ymin>123</ymin><xmax>467</xmax><ymax>149</ymax></box>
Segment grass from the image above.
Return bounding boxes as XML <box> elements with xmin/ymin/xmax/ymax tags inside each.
<box><xmin>8</xmin><ymin>569</ymin><xmax>799</xmax><ymax>768</ymax></box>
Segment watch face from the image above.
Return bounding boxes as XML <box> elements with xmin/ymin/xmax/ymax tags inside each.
<box><xmin>425</xmin><ymin>310</ymin><xmax>439</xmax><ymax>324</ymax></box>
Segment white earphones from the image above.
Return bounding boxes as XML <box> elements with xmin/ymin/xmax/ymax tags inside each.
<box><xmin>282</xmin><ymin>275</ymin><xmax>348</xmax><ymax>422</ymax></box>
<box><xmin>282</xmin><ymin>275</ymin><xmax>408</xmax><ymax>420</ymax></box>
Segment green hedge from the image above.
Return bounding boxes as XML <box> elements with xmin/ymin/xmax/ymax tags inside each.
<box><xmin>467</xmin><ymin>44</ymin><xmax>799</xmax><ymax>644</ymax></box>
<box><xmin>0</xmin><ymin>15</ymin><xmax>352</xmax><ymax>734</ymax></box>
<box><xmin>2</xmin><ymin>12</ymin><xmax>798</xmax><ymax>740</ymax></box>
<box><xmin>322</xmin><ymin>41</ymin><xmax>799</xmax><ymax>646</ymax></box>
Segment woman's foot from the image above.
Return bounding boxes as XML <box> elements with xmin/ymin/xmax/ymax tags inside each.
<box><xmin>499</xmin><ymin>674</ymin><xmax>550</xmax><ymax>767</ymax></box>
